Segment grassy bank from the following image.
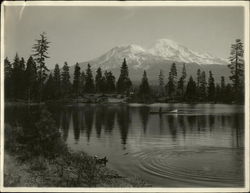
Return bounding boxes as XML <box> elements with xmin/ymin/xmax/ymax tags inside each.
<box><xmin>4</xmin><ymin>151</ymin><xmax>149</xmax><ymax>187</ymax></box>
<box><xmin>4</xmin><ymin>107</ymin><xmax>149</xmax><ymax>187</ymax></box>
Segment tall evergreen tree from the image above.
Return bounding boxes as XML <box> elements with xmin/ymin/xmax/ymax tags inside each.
<box><xmin>220</xmin><ymin>76</ymin><xmax>226</xmax><ymax>102</ymax></box>
<box><xmin>170</xmin><ymin>63</ymin><xmax>177</xmax><ymax>85</ymax></box>
<box><xmin>53</xmin><ymin>64</ymin><xmax>61</xmax><ymax>99</ymax></box>
<box><xmin>208</xmin><ymin>71</ymin><xmax>215</xmax><ymax>101</ymax></box>
<box><xmin>215</xmin><ymin>84</ymin><xmax>221</xmax><ymax>103</ymax></box>
<box><xmin>185</xmin><ymin>76</ymin><xmax>196</xmax><ymax>102</ymax></box>
<box><xmin>85</xmin><ymin>63</ymin><xmax>95</xmax><ymax>93</ymax></box>
<box><xmin>61</xmin><ymin>62</ymin><xmax>71</xmax><ymax>98</ymax></box>
<box><xmin>177</xmin><ymin>76</ymin><xmax>184</xmax><ymax>99</ymax></box>
<box><xmin>177</xmin><ymin>63</ymin><xmax>187</xmax><ymax>98</ymax></box>
<box><xmin>166</xmin><ymin>63</ymin><xmax>178</xmax><ymax>98</ymax></box>
<box><xmin>200</xmin><ymin>71</ymin><xmax>207</xmax><ymax>101</ymax></box>
<box><xmin>166</xmin><ymin>71</ymin><xmax>175</xmax><ymax>99</ymax></box>
<box><xmin>182</xmin><ymin>63</ymin><xmax>187</xmax><ymax>80</ymax></box>
<box><xmin>43</xmin><ymin>73</ymin><xmax>55</xmax><ymax>100</ymax></box>
<box><xmin>139</xmin><ymin>71</ymin><xmax>150</xmax><ymax>97</ymax></box>
<box><xmin>32</xmin><ymin>32</ymin><xmax>50</xmax><ymax>101</ymax></box>
<box><xmin>116</xmin><ymin>58</ymin><xmax>132</xmax><ymax>94</ymax></box>
<box><xmin>197</xmin><ymin>69</ymin><xmax>201</xmax><ymax>88</ymax></box>
<box><xmin>12</xmin><ymin>53</ymin><xmax>22</xmax><ymax>99</ymax></box>
<box><xmin>25</xmin><ymin>56</ymin><xmax>37</xmax><ymax>102</ymax></box>
<box><xmin>73</xmin><ymin>63</ymin><xmax>81</xmax><ymax>97</ymax></box>
<box><xmin>104</xmin><ymin>71</ymin><xmax>116</xmax><ymax>93</ymax></box>
<box><xmin>4</xmin><ymin>57</ymin><xmax>13</xmax><ymax>99</ymax></box>
<box><xmin>224</xmin><ymin>84</ymin><xmax>233</xmax><ymax>103</ymax></box>
<box><xmin>158</xmin><ymin>69</ymin><xmax>165</xmax><ymax>96</ymax></box>
<box><xmin>19</xmin><ymin>57</ymin><xmax>26</xmax><ymax>99</ymax></box>
<box><xmin>196</xmin><ymin>69</ymin><xmax>201</xmax><ymax>98</ymax></box>
<box><xmin>228</xmin><ymin>39</ymin><xmax>244</xmax><ymax>103</ymax></box>
<box><xmin>80</xmin><ymin>71</ymin><xmax>86</xmax><ymax>95</ymax></box>
<box><xmin>95</xmin><ymin>67</ymin><xmax>103</xmax><ymax>93</ymax></box>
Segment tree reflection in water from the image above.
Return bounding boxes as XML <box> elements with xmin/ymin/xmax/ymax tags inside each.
<box><xmin>117</xmin><ymin>105</ymin><xmax>130</xmax><ymax>149</ymax></box>
<box><xmin>139</xmin><ymin>106</ymin><xmax>150</xmax><ymax>134</ymax></box>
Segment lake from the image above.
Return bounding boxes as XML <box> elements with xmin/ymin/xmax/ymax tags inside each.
<box><xmin>5</xmin><ymin>103</ymin><xmax>244</xmax><ymax>187</ymax></box>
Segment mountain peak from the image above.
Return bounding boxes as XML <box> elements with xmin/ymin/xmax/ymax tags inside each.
<box><xmin>154</xmin><ymin>38</ymin><xmax>181</xmax><ymax>49</ymax></box>
<box><xmin>115</xmin><ymin>44</ymin><xmax>145</xmax><ymax>53</ymax></box>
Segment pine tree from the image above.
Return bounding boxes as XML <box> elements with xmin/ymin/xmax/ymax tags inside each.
<box><xmin>182</xmin><ymin>63</ymin><xmax>187</xmax><ymax>80</ymax></box>
<box><xmin>43</xmin><ymin>73</ymin><xmax>55</xmax><ymax>100</ymax></box>
<box><xmin>32</xmin><ymin>32</ymin><xmax>50</xmax><ymax>101</ymax></box>
<box><xmin>158</xmin><ymin>69</ymin><xmax>165</xmax><ymax>96</ymax></box>
<box><xmin>208</xmin><ymin>71</ymin><xmax>215</xmax><ymax>102</ymax></box>
<box><xmin>80</xmin><ymin>71</ymin><xmax>86</xmax><ymax>95</ymax></box>
<box><xmin>196</xmin><ymin>69</ymin><xmax>201</xmax><ymax>99</ymax></box>
<box><xmin>19</xmin><ymin>57</ymin><xmax>27</xmax><ymax>99</ymax></box>
<box><xmin>85</xmin><ymin>63</ymin><xmax>95</xmax><ymax>93</ymax></box>
<box><xmin>197</xmin><ymin>69</ymin><xmax>201</xmax><ymax>88</ymax></box>
<box><xmin>177</xmin><ymin>64</ymin><xmax>187</xmax><ymax>99</ymax></box>
<box><xmin>12</xmin><ymin>53</ymin><xmax>22</xmax><ymax>99</ymax></box>
<box><xmin>104</xmin><ymin>71</ymin><xmax>116</xmax><ymax>93</ymax></box>
<box><xmin>4</xmin><ymin>57</ymin><xmax>13</xmax><ymax>99</ymax></box>
<box><xmin>73</xmin><ymin>63</ymin><xmax>81</xmax><ymax>97</ymax></box>
<box><xmin>185</xmin><ymin>76</ymin><xmax>196</xmax><ymax>102</ymax></box>
<box><xmin>215</xmin><ymin>84</ymin><xmax>221</xmax><ymax>103</ymax></box>
<box><xmin>61</xmin><ymin>62</ymin><xmax>71</xmax><ymax>98</ymax></box>
<box><xmin>170</xmin><ymin>63</ymin><xmax>177</xmax><ymax>86</ymax></box>
<box><xmin>220</xmin><ymin>76</ymin><xmax>226</xmax><ymax>103</ymax></box>
<box><xmin>166</xmin><ymin>63</ymin><xmax>178</xmax><ymax>99</ymax></box>
<box><xmin>116</xmin><ymin>58</ymin><xmax>132</xmax><ymax>94</ymax></box>
<box><xmin>224</xmin><ymin>84</ymin><xmax>233</xmax><ymax>103</ymax></box>
<box><xmin>177</xmin><ymin>76</ymin><xmax>184</xmax><ymax>99</ymax></box>
<box><xmin>95</xmin><ymin>67</ymin><xmax>103</xmax><ymax>93</ymax></box>
<box><xmin>53</xmin><ymin>64</ymin><xmax>61</xmax><ymax>99</ymax></box>
<box><xmin>228</xmin><ymin>39</ymin><xmax>244</xmax><ymax>103</ymax></box>
<box><xmin>139</xmin><ymin>71</ymin><xmax>150</xmax><ymax>99</ymax></box>
<box><xmin>25</xmin><ymin>56</ymin><xmax>37</xmax><ymax>102</ymax></box>
<box><xmin>200</xmin><ymin>71</ymin><xmax>207</xmax><ymax>101</ymax></box>
<box><xmin>166</xmin><ymin>71</ymin><xmax>175</xmax><ymax>99</ymax></box>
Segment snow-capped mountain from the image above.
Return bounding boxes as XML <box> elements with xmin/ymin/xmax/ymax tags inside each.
<box><xmin>76</xmin><ymin>39</ymin><xmax>230</xmax><ymax>83</ymax></box>
<box><xmin>148</xmin><ymin>39</ymin><xmax>228</xmax><ymax>65</ymax></box>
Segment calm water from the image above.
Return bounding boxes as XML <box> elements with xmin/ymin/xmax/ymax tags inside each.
<box><xmin>5</xmin><ymin>103</ymin><xmax>244</xmax><ymax>187</ymax></box>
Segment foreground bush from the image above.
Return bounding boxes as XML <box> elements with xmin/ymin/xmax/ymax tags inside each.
<box><xmin>5</xmin><ymin>107</ymin><xmax>67</xmax><ymax>160</ymax></box>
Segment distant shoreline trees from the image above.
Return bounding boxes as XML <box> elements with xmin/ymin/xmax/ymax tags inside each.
<box><xmin>4</xmin><ymin>35</ymin><xmax>245</xmax><ymax>104</ymax></box>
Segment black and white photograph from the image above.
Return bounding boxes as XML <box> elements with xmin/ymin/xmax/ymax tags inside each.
<box><xmin>1</xmin><ymin>1</ymin><xmax>249</xmax><ymax>192</ymax></box>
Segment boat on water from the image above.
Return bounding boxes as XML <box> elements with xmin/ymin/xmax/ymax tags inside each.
<box><xmin>170</xmin><ymin>109</ymin><xmax>178</xmax><ymax>113</ymax></box>
<box><xmin>149</xmin><ymin>109</ymin><xmax>178</xmax><ymax>114</ymax></box>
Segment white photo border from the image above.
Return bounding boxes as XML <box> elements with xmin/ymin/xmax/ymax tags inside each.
<box><xmin>0</xmin><ymin>1</ymin><xmax>249</xmax><ymax>192</ymax></box>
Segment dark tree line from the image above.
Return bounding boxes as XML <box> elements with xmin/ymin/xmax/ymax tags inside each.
<box><xmin>4</xmin><ymin>34</ymin><xmax>244</xmax><ymax>104</ymax></box>
<box><xmin>152</xmin><ymin>39</ymin><xmax>244</xmax><ymax>104</ymax></box>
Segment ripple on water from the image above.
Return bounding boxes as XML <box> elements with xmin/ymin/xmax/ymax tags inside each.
<box><xmin>132</xmin><ymin>147</ymin><xmax>244</xmax><ymax>187</ymax></box>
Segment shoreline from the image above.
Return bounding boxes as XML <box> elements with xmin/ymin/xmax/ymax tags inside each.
<box><xmin>4</xmin><ymin>151</ymin><xmax>150</xmax><ymax>187</ymax></box>
<box><xmin>4</xmin><ymin>100</ymin><xmax>241</xmax><ymax>107</ymax></box>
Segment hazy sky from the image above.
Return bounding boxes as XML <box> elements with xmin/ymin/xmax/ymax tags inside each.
<box><xmin>4</xmin><ymin>6</ymin><xmax>244</xmax><ymax>68</ymax></box>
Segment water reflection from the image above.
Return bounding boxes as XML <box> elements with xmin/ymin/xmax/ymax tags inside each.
<box><xmin>139</xmin><ymin>106</ymin><xmax>150</xmax><ymax>134</ymax></box>
<box><xmin>5</xmin><ymin>104</ymin><xmax>244</xmax><ymax>187</ymax></box>
<box><xmin>72</xmin><ymin>108</ymin><xmax>81</xmax><ymax>142</ymax></box>
<box><xmin>5</xmin><ymin>104</ymin><xmax>245</xmax><ymax>148</ymax></box>
<box><xmin>61</xmin><ymin>108</ymin><xmax>71</xmax><ymax>141</ymax></box>
<box><xmin>104</xmin><ymin>107</ymin><xmax>116</xmax><ymax>134</ymax></box>
<box><xmin>84</xmin><ymin>106</ymin><xmax>94</xmax><ymax>142</ymax></box>
<box><xmin>117</xmin><ymin>105</ymin><xmax>131</xmax><ymax>147</ymax></box>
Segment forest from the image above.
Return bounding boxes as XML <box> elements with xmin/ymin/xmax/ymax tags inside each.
<box><xmin>4</xmin><ymin>33</ymin><xmax>245</xmax><ymax>104</ymax></box>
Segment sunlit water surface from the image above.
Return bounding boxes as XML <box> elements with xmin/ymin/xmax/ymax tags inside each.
<box><xmin>5</xmin><ymin>103</ymin><xmax>244</xmax><ymax>187</ymax></box>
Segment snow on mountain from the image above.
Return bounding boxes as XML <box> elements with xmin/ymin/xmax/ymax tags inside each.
<box><xmin>76</xmin><ymin>39</ymin><xmax>230</xmax><ymax>83</ymax></box>
<box><xmin>81</xmin><ymin>39</ymin><xmax>228</xmax><ymax>72</ymax></box>
<box><xmin>83</xmin><ymin>44</ymin><xmax>159</xmax><ymax>70</ymax></box>
<box><xmin>148</xmin><ymin>39</ymin><xmax>228</xmax><ymax>65</ymax></box>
